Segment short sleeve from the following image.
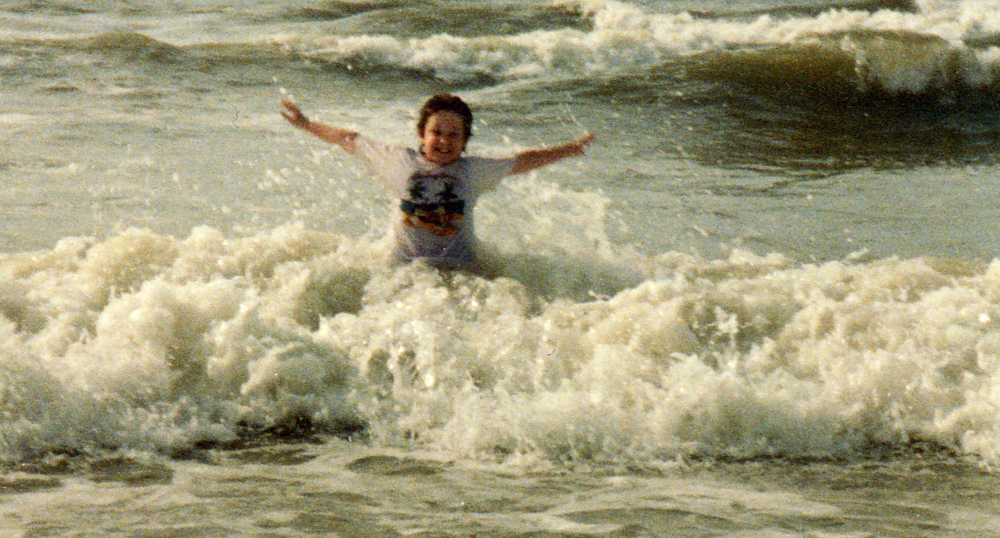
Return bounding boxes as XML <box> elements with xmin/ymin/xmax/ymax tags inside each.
<box><xmin>353</xmin><ymin>135</ymin><xmax>420</xmax><ymax>191</ymax></box>
<box><xmin>463</xmin><ymin>156</ymin><xmax>516</xmax><ymax>196</ymax></box>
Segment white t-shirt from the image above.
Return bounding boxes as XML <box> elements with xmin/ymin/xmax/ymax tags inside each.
<box><xmin>355</xmin><ymin>136</ymin><xmax>515</xmax><ymax>271</ymax></box>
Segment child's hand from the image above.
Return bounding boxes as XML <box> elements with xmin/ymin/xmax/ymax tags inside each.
<box><xmin>571</xmin><ymin>132</ymin><xmax>595</xmax><ymax>154</ymax></box>
<box><xmin>281</xmin><ymin>99</ymin><xmax>310</xmax><ymax>129</ymax></box>
<box><xmin>563</xmin><ymin>132</ymin><xmax>594</xmax><ymax>156</ymax></box>
<box><xmin>510</xmin><ymin>132</ymin><xmax>596</xmax><ymax>175</ymax></box>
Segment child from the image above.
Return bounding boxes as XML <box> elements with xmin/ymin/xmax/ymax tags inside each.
<box><xmin>281</xmin><ymin>94</ymin><xmax>594</xmax><ymax>274</ymax></box>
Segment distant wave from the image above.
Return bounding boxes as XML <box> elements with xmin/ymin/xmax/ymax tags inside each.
<box><xmin>4</xmin><ymin>1</ymin><xmax>998</xmax><ymax>174</ymax></box>
<box><xmin>265</xmin><ymin>1</ymin><xmax>1000</xmax><ymax>85</ymax></box>
<box><xmin>694</xmin><ymin>30</ymin><xmax>998</xmax><ymax>100</ymax></box>
<box><xmin>672</xmin><ymin>29</ymin><xmax>1000</xmax><ymax>171</ymax></box>
<box><xmin>6</xmin><ymin>1</ymin><xmax>998</xmax><ymax>87</ymax></box>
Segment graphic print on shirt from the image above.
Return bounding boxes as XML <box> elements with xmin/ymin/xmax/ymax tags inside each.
<box><xmin>399</xmin><ymin>173</ymin><xmax>466</xmax><ymax>237</ymax></box>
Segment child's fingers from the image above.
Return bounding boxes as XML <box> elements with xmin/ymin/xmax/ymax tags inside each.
<box><xmin>280</xmin><ymin>101</ymin><xmax>309</xmax><ymax>126</ymax></box>
<box><xmin>281</xmin><ymin>100</ymin><xmax>303</xmax><ymax>117</ymax></box>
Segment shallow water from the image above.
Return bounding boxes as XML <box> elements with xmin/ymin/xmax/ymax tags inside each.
<box><xmin>4</xmin><ymin>442</ymin><xmax>1000</xmax><ymax>537</ymax></box>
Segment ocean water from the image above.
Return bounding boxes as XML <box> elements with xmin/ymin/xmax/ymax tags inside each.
<box><xmin>4</xmin><ymin>0</ymin><xmax>1000</xmax><ymax>535</ymax></box>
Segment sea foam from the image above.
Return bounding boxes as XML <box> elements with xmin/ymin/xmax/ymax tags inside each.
<box><xmin>2</xmin><ymin>216</ymin><xmax>1000</xmax><ymax>466</ymax></box>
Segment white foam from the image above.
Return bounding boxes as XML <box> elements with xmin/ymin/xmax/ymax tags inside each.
<box><xmin>2</xmin><ymin>217</ymin><xmax>1000</xmax><ymax>465</ymax></box>
<box><xmin>5</xmin><ymin>0</ymin><xmax>1000</xmax><ymax>467</ymax></box>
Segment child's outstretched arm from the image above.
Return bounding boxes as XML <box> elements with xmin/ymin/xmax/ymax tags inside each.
<box><xmin>281</xmin><ymin>100</ymin><xmax>360</xmax><ymax>154</ymax></box>
<box><xmin>510</xmin><ymin>132</ymin><xmax>595</xmax><ymax>175</ymax></box>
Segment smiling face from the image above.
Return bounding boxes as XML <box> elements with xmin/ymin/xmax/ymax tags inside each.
<box><xmin>419</xmin><ymin>111</ymin><xmax>469</xmax><ymax>166</ymax></box>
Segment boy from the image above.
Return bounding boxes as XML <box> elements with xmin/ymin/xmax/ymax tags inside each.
<box><xmin>281</xmin><ymin>94</ymin><xmax>594</xmax><ymax>274</ymax></box>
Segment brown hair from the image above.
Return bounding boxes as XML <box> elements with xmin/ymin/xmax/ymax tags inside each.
<box><xmin>416</xmin><ymin>93</ymin><xmax>473</xmax><ymax>139</ymax></box>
